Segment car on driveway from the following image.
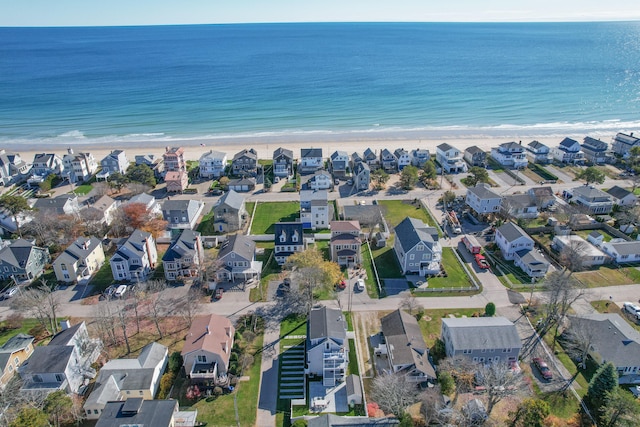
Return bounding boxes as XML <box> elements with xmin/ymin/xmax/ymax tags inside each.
<box><xmin>355</xmin><ymin>279</ymin><xmax>365</xmax><ymax>291</ymax></box>
<box><xmin>213</xmin><ymin>287</ymin><xmax>224</xmax><ymax>300</ymax></box>
<box><xmin>532</xmin><ymin>357</ymin><xmax>553</xmax><ymax>381</ymax></box>
<box><xmin>2</xmin><ymin>287</ymin><xmax>19</xmax><ymax>299</ymax></box>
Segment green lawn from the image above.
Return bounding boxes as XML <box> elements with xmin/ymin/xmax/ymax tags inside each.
<box><xmin>574</xmin><ymin>229</ymin><xmax>615</xmax><ymax>242</ymax></box>
<box><xmin>89</xmin><ymin>256</ymin><xmax>115</xmax><ymax>292</ymax></box>
<box><xmin>196</xmin><ymin>210</ymin><xmax>215</xmax><ymax>235</ymax></box>
<box><xmin>348</xmin><ymin>339</ymin><xmax>359</xmax><ymax>375</ymax></box>
<box><xmin>377</xmin><ymin>200</ymin><xmax>439</xmax><ymax>230</ymax></box>
<box><xmin>249</xmin><ymin>242</ymin><xmax>280</xmax><ymax>302</ymax></box>
<box><xmin>361</xmin><ymin>243</ymin><xmax>381</xmax><ymax>298</ymax></box>
<box><xmin>72</xmin><ymin>183</ymin><xmax>93</xmax><ymax>195</ymax></box>
<box><xmin>489</xmin><ymin>255</ymin><xmax>534</xmax><ymax>289</ymax></box>
<box><xmin>251</xmin><ymin>201</ymin><xmax>300</xmax><ymax>234</ymax></box>
<box><xmin>418</xmin><ymin>308</ymin><xmax>483</xmax><ymax>348</ymax></box>
<box><xmin>0</xmin><ymin>319</ymin><xmax>42</xmax><ymax>346</ymax></box>
<box><xmin>371</xmin><ymin>238</ymin><xmax>403</xmax><ymax>279</ymax></box>
<box><xmin>421</xmin><ymin>248</ymin><xmax>474</xmax><ymax>289</ymax></box>
<box><xmin>573</xmin><ymin>265</ymin><xmax>640</xmax><ymax>288</ymax></box>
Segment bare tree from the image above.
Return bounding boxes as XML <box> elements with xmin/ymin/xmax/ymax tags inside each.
<box><xmin>94</xmin><ymin>301</ymin><xmax>119</xmax><ymax>348</ymax></box>
<box><xmin>438</xmin><ymin>356</ymin><xmax>477</xmax><ymax>405</ymax></box>
<box><xmin>420</xmin><ymin>385</ymin><xmax>449</xmax><ymax>426</ymax></box>
<box><xmin>369</xmin><ymin>372</ymin><xmax>420</xmax><ymax>418</ymax></box>
<box><xmin>125</xmin><ymin>284</ymin><xmax>146</xmax><ymax>335</ymax></box>
<box><xmin>542</xmin><ymin>272</ymin><xmax>586</xmax><ymax>353</ymax></box>
<box><xmin>475</xmin><ymin>361</ymin><xmax>524</xmax><ymax>416</ymax></box>
<box><xmin>115</xmin><ymin>302</ymin><xmax>131</xmax><ymax>354</ymax></box>
<box><xmin>399</xmin><ymin>293</ymin><xmax>423</xmax><ymax>316</ymax></box>
<box><xmin>92</xmin><ymin>181</ymin><xmax>111</xmax><ymax>197</ymax></box>
<box><xmin>561</xmin><ymin>317</ymin><xmax>597</xmax><ymax>369</ymax></box>
<box><xmin>558</xmin><ymin>238</ymin><xmax>588</xmax><ymax>276</ymax></box>
<box><xmin>11</xmin><ymin>282</ymin><xmax>61</xmax><ymax>336</ymax></box>
<box><xmin>126</xmin><ymin>183</ymin><xmax>152</xmax><ymax>196</ymax></box>
<box><xmin>177</xmin><ymin>286</ymin><xmax>202</xmax><ymax>329</ymax></box>
<box><xmin>146</xmin><ymin>280</ymin><xmax>170</xmax><ymax>339</ymax></box>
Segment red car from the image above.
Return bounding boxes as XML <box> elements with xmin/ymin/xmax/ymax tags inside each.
<box><xmin>214</xmin><ymin>288</ymin><xmax>224</xmax><ymax>300</ymax></box>
<box><xmin>532</xmin><ymin>357</ymin><xmax>553</xmax><ymax>381</ymax></box>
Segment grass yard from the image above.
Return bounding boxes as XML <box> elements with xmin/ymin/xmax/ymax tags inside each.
<box><xmin>348</xmin><ymin>339</ymin><xmax>359</xmax><ymax>375</ymax></box>
<box><xmin>418</xmin><ymin>308</ymin><xmax>483</xmax><ymax>348</ymax></box>
<box><xmin>361</xmin><ymin>243</ymin><xmax>381</xmax><ymax>298</ymax></box>
<box><xmin>249</xmin><ymin>242</ymin><xmax>280</xmax><ymax>302</ymax></box>
<box><xmin>72</xmin><ymin>183</ymin><xmax>93</xmax><ymax>195</ymax></box>
<box><xmin>0</xmin><ymin>318</ymin><xmax>42</xmax><ymax>346</ymax></box>
<box><xmin>196</xmin><ymin>210</ymin><xmax>215</xmax><ymax>235</ymax></box>
<box><xmin>89</xmin><ymin>256</ymin><xmax>115</xmax><ymax>293</ymax></box>
<box><xmin>250</xmin><ymin>201</ymin><xmax>299</xmax><ymax>234</ymax></box>
<box><xmin>527</xmin><ymin>162</ymin><xmax>559</xmax><ymax>182</ymax></box>
<box><xmin>420</xmin><ymin>248</ymin><xmax>474</xmax><ymax>289</ymax></box>
<box><xmin>591</xmin><ymin>299</ymin><xmax>640</xmax><ymax>332</ymax></box>
<box><xmin>371</xmin><ymin>238</ymin><xmax>403</xmax><ymax>279</ymax></box>
<box><xmin>377</xmin><ymin>199</ymin><xmax>439</xmax><ymax>230</ymax></box>
<box><xmin>573</xmin><ymin>265</ymin><xmax>640</xmax><ymax>288</ymax></box>
<box><xmin>574</xmin><ymin>229</ymin><xmax>615</xmax><ymax>242</ymax></box>
<box><xmin>489</xmin><ymin>255</ymin><xmax>534</xmax><ymax>289</ymax></box>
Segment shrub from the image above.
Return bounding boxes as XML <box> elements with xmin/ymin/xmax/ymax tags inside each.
<box><xmin>157</xmin><ymin>372</ymin><xmax>175</xmax><ymax>399</ymax></box>
<box><xmin>213</xmin><ymin>386</ymin><xmax>223</xmax><ymax>396</ymax></box>
<box><xmin>291</xmin><ymin>420</ymin><xmax>308</xmax><ymax>427</ymax></box>
<box><xmin>485</xmin><ymin>302</ymin><xmax>496</xmax><ymax>317</ymax></box>
<box><xmin>168</xmin><ymin>351</ymin><xmax>183</xmax><ymax>374</ymax></box>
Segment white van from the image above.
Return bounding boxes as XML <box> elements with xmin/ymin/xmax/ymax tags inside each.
<box><xmin>114</xmin><ymin>285</ymin><xmax>128</xmax><ymax>298</ymax></box>
<box><xmin>355</xmin><ymin>279</ymin><xmax>365</xmax><ymax>292</ymax></box>
<box><xmin>623</xmin><ymin>302</ymin><xmax>640</xmax><ymax>320</ymax></box>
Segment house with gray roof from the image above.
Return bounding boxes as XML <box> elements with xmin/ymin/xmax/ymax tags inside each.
<box><xmin>306</xmin><ymin>306</ymin><xmax>348</xmax><ymax>386</ymax></box>
<box><xmin>199</xmin><ymin>150</ymin><xmax>227</xmax><ymax>179</ymax></box>
<box><xmin>213</xmin><ymin>189</ymin><xmax>247</xmax><ymax>233</ymax></box>
<box><xmin>162</xmin><ymin>199</ymin><xmax>204</xmax><ymax>230</ymax></box>
<box><xmin>436</xmin><ymin>143</ymin><xmax>467</xmax><ymax>174</ymax></box>
<box><xmin>110</xmin><ymin>230</ymin><xmax>158</xmax><ymax>282</ymax></box>
<box><xmin>606</xmin><ymin>185</ymin><xmax>637</xmax><ymax>207</ymax></box>
<box><xmin>491</xmin><ymin>141</ymin><xmax>527</xmax><ymax>169</ymax></box>
<box><xmin>227</xmin><ymin>177</ymin><xmax>256</xmax><ymax>193</ymax></box>
<box><xmin>300</xmin><ymin>190</ymin><xmax>331</xmax><ymax>230</ymax></box>
<box><xmin>601</xmin><ymin>239</ymin><xmax>640</xmax><ymax>264</ymax></box>
<box><xmin>0</xmin><ymin>150</ymin><xmax>30</xmax><ymax>185</ymax></box>
<box><xmin>330</xmin><ymin>150</ymin><xmax>349</xmax><ymax>178</ymax></box>
<box><xmin>552</xmin><ymin>137</ymin><xmax>584</xmax><ymax>164</ymax></box>
<box><xmin>19</xmin><ymin>321</ymin><xmax>101</xmax><ymax>394</ymax></box>
<box><xmin>134</xmin><ymin>154</ymin><xmax>164</xmax><ymax>179</ymax></box>
<box><xmin>526</xmin><ymin>140</ymin><xmax>551</xmax><ymax>164</ymax></box>
<box><xmin>567</xmin><ymin>313</ymin><xmax>640</xmax><ymax>383</ymax></box>
<box><xmin>375</xmin><ymin>309</ymin><xmax>436</xmax><ymax>383</ymax></box>
<box><xmin>33</xmin><ymin>194</ymin><xmax>80</xmax><ymax>216</ymax></box>
<box><xmin>410</xmin><ymin>148</ymin><xmax>430</xmax><ymax>167</ymax></box>
<box><xmin>393</xmin><ymin>217</ymin><xmax>441</xmax><ymax>275</ymax></box>
<box><xmin>306</xmin><ymin>170</ymin><xmax>333</xmax><ymax>191</ymax></box>
<box><xmin>82</xmin><ymin>194</ymin><xmax>118</xmax><ymax>225</ymax></box>
<box><xmin>163</xmin><ymin>229</ymin><xmax>204</xmax><ymax>282</ymax></box>
<box><xmin>528</xmin><ymin>186</ymin><xmax>556</xmax><ymax>209</ymax></box>
<box><xmin>350</xmin><ymin>152</ymin><xmax>363</xmax><ymax>169</ymax></box>
<box><xmin>463</xmin><ymin>145</ymin><xmax>486</xmax><ymax>167</ymax></box>
<box><xmin>127</xmin><ymin>192</ymin><xmax>161</xmax><ymax>216</ymax></box>
<box><xmin>300</xmin><ymin>148</ymin><xmax>324</xmax><ymax>174</ymax></box>
<box><xmin>307</xmin><ymin>414</ymin><xmax>399</xmax><ymax>427</ymax></box>
<box><xmin>380</xmin><ymin>148</ymin><xmax>398</xmax><ymax>172</ymax></box>
<box><xmin>0</xmin><ymin>239</ymin><xmax>49</xmax><ymax>283</ymax></box>
<box><xmin>98</xmin><ymin>150</ymin><xmax>129</xmax><ymax>179</ymax></box>
<box><xmin>53</xmin><ymin>236</ymin><xmax>105</xmax><ymax>284</ymax></box>
<box><xmin>363</xmin><ymin>148</ymin><xmax>380</xmax><ymax>170</ymax></box>
<box><xmin>330</xmin><ymin>221</ymin><xmax>362</xmax><ymax>266</ymax></box>
<box><xmin>465</xmin><ymin>183</ymin><xmax>502</xmax><ymax>216</ymax></box>
<box><xmin>215</xmin><ymin>234</ymin><xmax>261</xmax><ymax>283</ymax></box>
<box><xmin>495</xmin><ymin>222</ymin><xmax>533</xmax><ymax>261</ymax></box>
<box><xmin>0</xmin><ymin>333</ymin><xmax>34</xmax><ymax>390</ymax></box>
<box><xmin>572</xmin><ymin>185</ymin><xmax>614</xmax><ymax>214</ymax></box>
<box><xmin>274</xmin><ymin>222</ymin><xmax>305</xmax><ymax>265</ymax></box>
<box><xmin>352</xmin><ymin>161</ymin><xmax>370</xmax><ymax>192</ymax></box>
<box><xmin>582</xmin><ymin>136</ymin><xmax>609</xmax><ymax>164</ymax></box>
<box><xmin>552</xmin><ymin>234</ymin><xmax>606</xmax><ymax>267</ymax></box>
<box><xmin>62</xmin><ymin>149</ymin><xmax>98</xmax><ymax>183</ymax></box>
<box><xmin>515</xmin><ymin>249</ymin><xmax>550</xmax><ymax>279</ymax></box>
<box><xmin>611</xmin><ymin>132</ymin><xmax>640</xmax><ymax>158</ymax></box>
<box><xmin>345</xmin><ymin>374</ymin><xmax>363</xmax><ymax>406</ymax></box>
<box><xmin>441</xmin><ymin>317</ymin><xmax>521</xmax><ymax>363</ymax></box>
<box><xmin>501</xmin><ymin>194</ymin><xmax>538</xmax><ymax>219</ymax></box>
<box><xmin>31</xmin><ymin>153</ymin><xmax>64</xmax><ymax>177</ymax></box>
<box><xmin>84</xmin><ymin>342</ymin><xmax>168</xmax><ymax>420</ymax></box>
<box><xmin>273</xmin><ymin>147</ymin><xmax>294</xmax><ymax>178</ymax></box>
<box><xmin>95</xmin><ymin>398</ymin><xmax>181</xmax><ymax>427</ymax></box>
<box><xmin>231</xmin><ymin>148</ymin><xmax>258</xmax><ymax>177</ymax></box>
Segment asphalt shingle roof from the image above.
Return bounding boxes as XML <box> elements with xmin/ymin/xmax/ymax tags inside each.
<box><xmin>467</xmin><ymin>183</ymin><xmax>501</xmax><ymax>200</ymax></box>
<box><xmin>496</xmin><ymin>222</ymin><xmax>529</xmax><ymax>243</ymax></box>
<box><xmin>394</xmin><ymin>217</ymin><xmax>438</xmax><ymax>252</ymax></box>
<box><xmin>308</xmin><ymin>306</ymin><xmax>346</xmax><ymax>341</ymax></box>
<box><xmin>442</xmin><ymin>317</ymin><xmax>522</xmax><ymax>353</ymax></box>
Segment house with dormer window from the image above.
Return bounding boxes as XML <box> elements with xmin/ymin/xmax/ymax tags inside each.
<box><xmin>215</xmin><ymin>234</ymin><xmax>262</xmax><ymax>282</ymax></box>
<box><xmin>274</xmin><ymin>222</ymin><xmax>305</xmax><ymax>265</ymax></box>
<box><xmin>162</xmin><ymin>229</ymin><xmax>204</xmax><ymax>281</ymax></box>
<box><xmin>110</xmin><ymin>230</ymin><xmax>158</xmax><ymax>282</ymax></box>
<box><xmin>330</xmin><ymin>221</ymin><xmax>362</xmax><ymax>266</ymax></box>
<box><xmin>53</xmin><ymin>236</ymin><xmax>105</xmax><ymax>284</ymax></box>
<box><xmin>394</xmin><ymin>148</ymin><xmax>411</xmax><ymax>170</ymax></box>
<box><xmin>231</xmin><ymin>148</ymin><xmax>258</xmax><ymax>177</ymax></box>
<box><xmin>393</xmin><ymin>217</ymin><xmax>442</xmax><ymax>275</ymax></box>
<box><xmin>0</xmin><ymin>239</ymin><xmax>50</xmax><ymax>284</ymax></box>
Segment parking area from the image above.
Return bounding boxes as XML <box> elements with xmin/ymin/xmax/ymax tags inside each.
<box><xmin>382</xmin><ymin>278</ymin><xmax>410</xmax><ymax>296</ymax></box>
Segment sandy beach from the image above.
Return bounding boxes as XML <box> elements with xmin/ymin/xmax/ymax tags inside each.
<box><xmin>2</xmin><ymin>134</ymin><xmax>586</xmax><ymax>165</ymax></box>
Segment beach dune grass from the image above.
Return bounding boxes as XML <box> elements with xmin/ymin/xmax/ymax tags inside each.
<box><xmin>250</xmin><ymin>201</ymin><xmax>300</xmax><ymax>234</ymax></box>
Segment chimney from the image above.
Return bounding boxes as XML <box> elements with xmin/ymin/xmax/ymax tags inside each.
<box><xmin>631</xmin><ymin>132</ymin><xmax>634</xmax><ymax>137</ymax></box>
<box><xmin>60</xmin><ymin>320</ymin><xmax>71</xmax><ymax>330</ymax></box>
<box><xmin>67</xmin><ymin>147</ymin><xmax>74</xmax><ymax>155</ymax></box>
<box><xmin>206</xmin><ymin>325</ymin><xmax>210</xmax><ymax>335</ymax></box>
<box><xmin>225</xmin><ymin>327</ymin><xmax>232</xmax><ymax>337</ymax></box>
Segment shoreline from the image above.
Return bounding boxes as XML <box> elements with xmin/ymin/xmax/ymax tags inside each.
<box><xmin>0</xmin><ymin>133</ymin><xmax>602</xmax><ymax>164</ymax></box>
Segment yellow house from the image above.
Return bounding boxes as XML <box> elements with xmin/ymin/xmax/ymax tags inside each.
<box><xmin>0</xmin><ymin>333</ymin><xmax>34</xmax><ymax>390</ymax></box>
<box><xmin>53</xmin><ymin>236</ymin><xmax>105</xmax><ymax>284</ymax></box>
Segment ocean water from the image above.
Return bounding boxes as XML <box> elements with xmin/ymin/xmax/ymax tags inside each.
<box><xmin>1</xmin><ymin>22</ymin><xmax>640</xmax><ymax>146</ymax></box>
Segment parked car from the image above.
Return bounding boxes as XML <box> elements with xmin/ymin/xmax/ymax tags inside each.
<box><xmin>104</xmin><ymin>285</ymin><xmax>117</xmax><ymax>298</ymax></box>
<box><xmin>2</xmin><ymin>287</ymin><xmax>19</xmax><ymax>299</ymax></box>
<box><xmin>355</xmin><ymin>279</ymin><xmax>365</xmax><ymax>291</ymax></box>
<box><xmin>114</xmin><ymin>285</ymin><xmax>128</xmax><ymax>298</ymax></box>
<box><xmin>532</xmin><ymin>357</ymin><xmax>553</xmax><ymax>381</ymax></box>
<box><xmin>623</xmin><ymin>302</ymin><xmax>640</xmax><ymax>320</ymax></box>
<box><xmin>214</xmin><ymin>287</ymin><xmax>224</xmax><ymax>300</ymax></box>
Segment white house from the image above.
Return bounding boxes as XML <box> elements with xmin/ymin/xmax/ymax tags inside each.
<box><xmin>394</xmin><ymin>148</ymin><xmax>412</xmax><ymax>170</ymax></box>
<box><xmin>62</xmin><ymin>149</ymin><xmax>98</xmax><ymax>183</ymax></box>
<box><xmin>31</xmin><ymin>153</ymin><xmax>64</xmax><ymax>177</ymax></box>
<box><xmin>611</xmin><ymin>132</ymin><xmax>640</xmax><ymax>158</ymax></box>
<box><xmin>552</xmin><ymin>235</ymin><xmax>606</xmax><ymax>267</ymax></box>
<box><xmin>300</xmin><ymin>148</ymin><xmax>323</xmax><ymax>174</ymax></box>
<box><xmin>330</xmin><ymin>150</ymin><xmax>349</xmax><ymax>178</ymax></box>
<box><xmin>606</xmin><ymin>186</ymin><xmax>637</xmax><ymax>207</ymax></box>
<box><xmin>436</xmin><ymin>143</ymin><xmax>467</xmax><ymax>174</ymax></box>
<box><xmin>601</xmin><ymin>239</ymin><xmax>640</xmax><ymax>264</ymax></box>
<box><xmin>306</xmin><ymin>307</ymin><xmax>348</xmax><ymax>386</ymax></box>
<box><xmin>410</xmin><ymin>149</ymin><xmax>430</xmax><ymax>167</ymax></box>
<box><xmin>495</xmin><ymin>222</ymin><xmax>533</xmax><ymax>261</ymax></box>
<box><xmin>465</xmin><ymin>183</ymin><xmax>502</xmax><ymax>216</ymax></box>
<box><xmin>306</xmin><ymin>170</ymin><xmax>332</xmax><ymax>191</ymax></box>
<box><xmin>572</xmin><ymin>185</ymin><xmax>614</xmax><ymax>214</ymax></box>
<box><xmin>199</xmin><ymin>150</ymin><xmax>227</xmax><ymax>179</ymax></box>
<box><xmin>526</xmin><ymin>140</ymin><xmax>552</xmax><ymax>164</ymax></box>
<box><xmin>490</xmin><ymin>141</ymin><xmax>527</xmax><ymax>168</ymax></box>
<box><xmin>300</xmin><ymin>190</ymin><xmax>331</xmax><ymax>230</ymax></box>
<box><xmin>552</xmin><ymin>137</ymin><xmax>584</xmax><ymax>164</ymax></box>
<box><xmin>110</xmin><ymin>230</ymin><xmax>158</xmax><ymax>282</ymax></box>
<box><xmin>393</xmin><ymin>217</ymin><xmax>442</xmax><ymax>275</ymax></box>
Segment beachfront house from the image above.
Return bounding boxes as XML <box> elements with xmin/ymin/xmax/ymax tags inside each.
<box><xmin>62</xmin><ymin>149</ymin><xmax>98</xmax><ymax>183</ymax></box>
<box><xmin>306</xmin><ymin>306</ymin><xmax>348</xmax><ymax>386</ymax></box>
<box><xmin>274</xmin><ymin>222</ymin><xmax>305</xmax><ymax>265</ymax></box>
<box><xmin>162</xmin><ymin>199</ymin><xmax>204</xmax><ymax>230</ymax></box>
<box><xmin>300</xmin><ymin>189</ymin><xmax>331</xmax><ymax>230</ymax></box>
<box><xmin>611</xmin><ymin>132</ymin><xmax>640</xmax><ymax>158</ymax></box>
<box><xmin>231</xmin><ymin>148</ymin><xmax>258</xmax><ymax>177</ymax></box>
<box><xmin>572</xmin><ymin>185</ymin><xmax>614</xmax><ymax>214</ymax></box>
<box><xmin>490</xmin><ymin>141</ymin><xmax>528</xmax><ymax>169</ymax></box>
<box><xmin>98</xmin><ymin>150</ymin><xmax>129</xmax><ymax>179</ymax></box>
<box><xmin>215</xmin><ymin>234</ymin><xmax>261</xmax><ymax>282</ymax></box>
<box><xmin>299</xmin><ymin>148</ymin><xmax>323</xmax><ymax>174</ymax></box>
<box><xmin>350</xmin><ymin>152</ymin><xmax>363</xmax><ymax>169</ymax></box>
<box><xmin>329</xmin><ymin>220</ymin><xmax>362</xmax><ymax>267</ymax></box>
<box><xmin>363</xmin><ymin>148</ymin><xmax>380</xmax><ymax>170</ymax></box>
<box><xmin>0</xmin><ymin>150</ymin><xmax>30</xmax><ymax>186</ymax></box>
<box><xmin>0</xmin><ymin>239</ymin><xmax>49</xmax><ymax>284</ymax></box>
<box><xmin>552</xmin><ymin>235</ymin><xmax>606</xmax><ymax>267</ymax></box>
<box><xmin>394</xmin><ymin>148</ymin><xmax>411</xmax><ymax>170</ymax></box>
<box><xmin>353</xmin><ymin>161</ymin><xmax>371</xmax><ymax>191</ymax></box>
<box><xmin>552</xmin><ymin>137</ymin><xmax>584</xmax><ymax>164</ymax></box>
<box><xmin>601</xmin><ymin>239</ymin><xmax>640</xmax><ymax>264</ymax></box>
<box><xmin>441</xmin><ymin>317</ymin><xmax>521</xmax><ymax>363</ymax></box>
<box><xmin>463</xmin><ymin>146</ymin><xmax>486</xmax><ymax>167</ymax></box>
<box><xmin>53</xmin><ymin>236</ymin><xmax>105</xmax><ymax>284</ymax></box>
<box><xmin>581</xmin><ymin>137</ymin><xmax>609</xmax><ymax>165</ymax></box>
<box><xmin>606</xmin><ymin>185</ymin><xmax>637</xmax><ymax>207</ymax></box>
<box><xmin>393</xmin><ymin>216</ymin><xmax>442</xmax><ymax>275</ymax></box>
<box><xmin>273</xmin><ymin>147</ymin><xmax>294</xmax><ymax>178</ymax></box>
<box><xmin>212</xmin><ymin>190</ymin><xmax>248</xmax><ymax>233</ymax></box>
<box><xmin>163</xmin><ymin>146</ymin><xmax>186</xmax><ymax>172</ymax></box>
<box><xmin>162</xmin><ymin>229</ymin><xmax>204</xmax><ymax>282</ymax></box>
<box><xmin>164</xmin><ymin>170</ymin><xmax>189</xmax><ymax>193</ymax></box>
<box><xmin>134</xmin><ymin>154</ymin><xmax>164</xmax><ymax>179</ymax></box>
<box><xmin>411</xmin><ymin>148</ymin><xmax>431</xmax><ymax>167</ymax></box>
<box><xmin>465</xmin><ymin>183</ymin><xmax>502</xmax><ymax>216</ymax></box>
<box><xmin>110</xmin><ymin>229</ymin><xmax>158</xmax><ymax>282</ymax></box>
<box><xmin>375</xmin><ymin>309</ymin><xmax>436</xmax><ymax>383</ymax></box>
<box><xmin>199</xmin><ymin>150</ymin><xmax>227</xmax><ymax>179</ymax></box>
<box><xmin>330</xmin><ymin>150</ymin><xmax>349</xmax><ymax>178</ymax></box>
<box><xmin>526</xmin><ymin>140</ymin><xmax>552</xmax><ymax>164</ymax></box>
<box><xmin>31</xmin><ymin>153</ymin><xmax>64</xmax><ymax>178</ymax></box>
<box><xmin>380</xmin><ymin>148</ymin><xmax>398</xmax><ymax>172</ymax></box>
<box><xmin>306</xmin><ymin>170</ymin><xmax>332</xmax><ymax>191</ymax></box>
<box><xmin>436</xmin><ymin>143</ymin><xmax>467</xmax><ymax>174</ymax></box>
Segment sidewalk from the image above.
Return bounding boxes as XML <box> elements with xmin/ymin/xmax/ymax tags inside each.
<box><xmin>256</xmin><ymin>320</ymin><xmax>282</xmax><ymax>427</ymax></box>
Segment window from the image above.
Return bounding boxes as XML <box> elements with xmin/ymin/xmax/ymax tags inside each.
<box><xmin>33</xmin><ymin>375</ymin><xmax>43</xmax><ymax>383</ymax></box>
<box><xmin>409</xmin><ymin>254</ymin><xmax>415</xmax><ymax>260</ymax></box>
<box><xmin>463</xmin><ymin>349</ymin><xmax>472</xmax><ymax>354</ymax></box>
<box><xmin>94</xmin><ymin>410</ymin><xmax>99</xmax><ymax>415</ymax></box>
<box><xmin>197</xmin><ymin>355</ymin><xmax>207</xmax><ymax>363</ymax></box>
<box><xmin>139</xmin><ymin>391</ymin><xmax>144</xmax><ymax>395</ymax></box>
<box><xmin>8</xmin><ymin>365</ymin><xmax>12</xmax><ymax>372</ymax></box>
<box><xmin>55</xmin><ymin>374</ymin><xmax>64</xmax><ymax>382</ymax></box>
<box><xmin>14</xmin><ymin>357</ymin><xmax>18</xmax><ymax>365</ymax></box>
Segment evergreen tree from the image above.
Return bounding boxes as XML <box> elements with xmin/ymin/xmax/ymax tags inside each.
<box><xmin>584</xmin><ymin>362</ymin><xmax>618</xmax><ymax>423</ymax></box>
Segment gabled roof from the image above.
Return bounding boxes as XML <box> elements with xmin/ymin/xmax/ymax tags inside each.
<box><xmin>345</xmin><ymin>374</ymin><xmax>362</xmax><ymax>399</ymax></box>
<box><xmin>573</xmin><ymin>185</ymin><xmax>612</xmax><ymax>200</ymax></box>
<box><xmin>232</xmin><ymin>148</ymin><xmax>257</xmax><ymax>161</ymax></box>
<box><xmin>380</xmin><ymin>148</ymin><xmax>395</xmax><ymax>159</ymax></box>
<box><xmin>582</xmin><ymin>136</ymin><xmax>608</xmax><ymax>151</ymax></box>
<box><xmin>0</xmin><ymin>333</ymin><xmax>34</xmax><ymax>354</ymax></box>
<box><xmin>559</xmin><ymin>137</ymin><xmax>580</xmax><ymax>149</ymax></box>
<box><xmin>527</xmin><ymin>140</ymin><xmax>548</xmax><ymax>150</ymax></box>
<box><xmin>199</xmin><ymin>150</ymin><xmax>226</xmax><ymax>161</ymax></box>
<box><xmin>55</xmin><ymin>236</ymin><xmax>102</xmax><ymax>265</ymax></box>
<box><xmin>606</xmin><ymin>185</ymin><xmax>633</xmax><ymax>200</ymax></box>
<box><xmin>96</xmin><ymin>399</ymin><xmax>178</xmax><ymax>427</ymax></box>
<box><xmin>381</xmin><ymin>310</ymin><xmax>435</xmax><ymax>379</ymax></box>
<box><xmin>308</xmin><ymin>414</ymin><xmax>399</xmax><ymax>427</ymax></box>
<box><xmin>354</xmin><ymin>162</ymin><xmax>370</xmax><ymax>174</ymax></box>
<box><xmin>33</xmin><ymin>194</ymin><xmax>77</xmax><ymax>211</ymax></box>
<box><xmin>605</xmin><ymin>240</ymin><xmax>640</xmax><ymax>256</ymax></box>
<box><xmin>569</xmin><ymin>313</ymin><xmax>640</xmax><ymax>368</ymax></box>
<box><xmin>308</xmin><ymin>306</ymin><xmax>346</xmax><ymax>341</ymax></box>
<box><xmin>467</xmin><ymin>183</ymin><xmax>501</xmax><ymax>200</ymax></box>
<box><xmin>181</xmin><ymin>314</ymin><xmax>234</xmax><ymax>367</ymax></box>
<box><xmin>20</xmin><ymin>345</ymin><xmax>73</xmax><ymax>374</ymax></box>
<box><xmin>330</xmin><ymin>221</ymin><xmax>360</xmax><ymax>233</ymax></box>
<box><xmin>0</xmin><ymin>239</ymin><xmax>45</xmax><ymax>269</ymax></box>
<box><xmin>216</xmin><ymin>189</ymin><xmax>245</xmax><ymax>211</ymax></box>
<box><xmin>394</xmin><ymin>217</ymin><xmax>438</xmax><ymax>252</ymax></box>
<box><xmin>162</xmin><ymin>199</ymin><xmax>199</xmax><ymax>212</ymax></box>
<box><xmin>614</xmin><ymin>132</ymin><xmax>640</xmax><ymax>146</ymax></box>
<box><xmin>162</xmin><ymin>229</ymin><xmax>201</xmax><ymax>262</ymax></box>
<box><xmin>515</xmin><ymin>249</ymin><xmax>549</xmax><ymax>269</ymax></box>
<box><xmin>330</xmin><ymin>150</ymin><xmax>348</xmax><ymax>160</ymax></box>
<box><xmin>301</xmin><ymin>148</ymin><xmax>323</xmax><ymax>158</ymax></box>
<box><xmin>496</xmin><ymin>222</ymin><xmax>529</xmax><ymax>243</ymax></box>
<box><xmin>528</xmin><ymin>186</ymin><xmax>554</xmax><ymax>199</ymax></box>
<box><xmin>48</xmin><ymin>322</ymin><xmax>83</xmax><ymax>347</ymax></box>
<box><xmin>217</xmin><ymin>234</ymin><xmax>255</xmax><ymax>261</ymax></box>
<box><xmin>437</xmin><ymin>143</ymin><xmax>456</xmax><ymax>152</ymax></box>
<box><xmin>114</xmin><ymin>229</ymin><xmax>153</xmax><ymax>260</ymax></box>
<box><xmin>498</xmin><ymin>141</ymin><xmax>524</xmax><ymax>151</ymax></box>
<box><xmin>442</xmin><ymin>317</ymin><xmax>522</xmax><ymax>352</ymax></box>
<box><xmin>363</xmin><ymin>148</ymin><xmax>377</xmax><ymax>159</ymax></box>
<box><xmin>465</xmin><ymin>145</ymin><xmax>484</xmax><ymax>155</ymax></box>
<box><xmin>274</xmin><ymin>222</ymin><xmax>304</xmax><ymax>246</ymax></box>
<box><xmin>394</xmin><ymin>148</ymin><xmax>408</xmax><ymax>158</ymax></box>
<box><xmin>273</xmin><ymin>147</ymin><xmax>293</xmax><ymax>160</ymax></box>
<box><xmin>502</xmin><ymin>194</ymin><xmax>535</xmax><ymax>210</ymax></box>
<box><xmin>128</xmin><ymin>193</ymin><xmax>155</xmax><ymax>206</ymax></box>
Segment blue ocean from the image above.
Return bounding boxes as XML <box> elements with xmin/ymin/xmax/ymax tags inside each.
<box><xmin>1</xmin><ymin>22</ymin><xmax>640</xmax><ymax>146</ymax></box>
